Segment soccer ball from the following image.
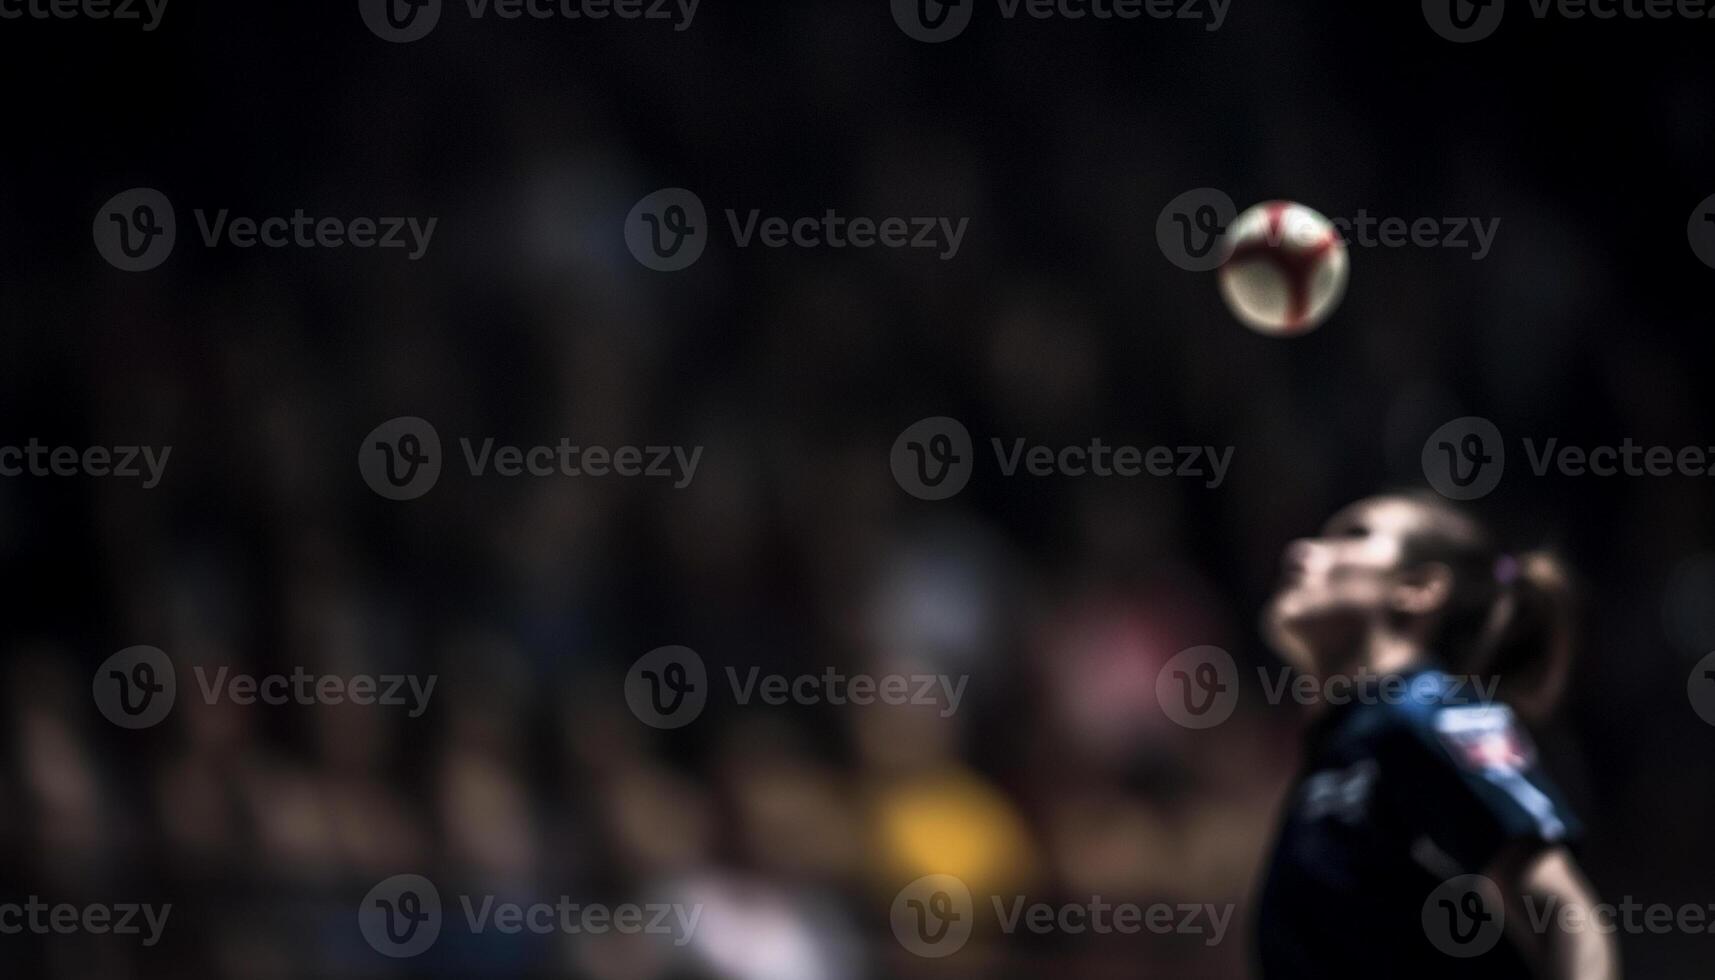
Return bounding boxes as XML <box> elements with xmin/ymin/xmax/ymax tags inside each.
<box><xmin>1217</xmin><ymin>201</ymin><xmax>1348</xmax><ymax>336</ymax></box>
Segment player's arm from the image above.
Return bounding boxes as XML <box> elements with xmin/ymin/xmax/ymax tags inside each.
<box><xmin>1387</xmin><ymin>701</ymin><xmax>1614</xmax><ymax>978</ymax></box>
<box><xmin>1490</xmin><ymin>843</ymin><xmax>1619</xmax><ymax>980</ymax></box>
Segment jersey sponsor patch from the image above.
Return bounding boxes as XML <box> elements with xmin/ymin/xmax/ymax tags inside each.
<box><xmin>1300</xmin><ymin>759</ymin><xmax>1378</xmax><ymax>823</ymax></box>
<box><xmin>1433</xmin><ymin>704</ymin><xmax>1536</xmax><ymax>773</ymax></box>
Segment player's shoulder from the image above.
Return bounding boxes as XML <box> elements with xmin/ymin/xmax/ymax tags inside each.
<box><xmin>1376</xmin><ymin>670</ymin><xmax>1538</xmax><ymax>773</ymax></box>
<box><xmin>1378</xmin><ymin>668</ymin><xmax>1504</xmax><ymax>722</ymax></box>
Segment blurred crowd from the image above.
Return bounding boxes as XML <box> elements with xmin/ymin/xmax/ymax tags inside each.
<box><xmin>5</xmin><ymin>2</ymin><xmax>1715</xmax><ymax>977</ymax></box>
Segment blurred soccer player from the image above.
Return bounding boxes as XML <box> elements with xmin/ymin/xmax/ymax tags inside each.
<box><xmin>1253</xmin><ymin>493</ymin><xmax>1618</xmax><ymax>980</ymax></box>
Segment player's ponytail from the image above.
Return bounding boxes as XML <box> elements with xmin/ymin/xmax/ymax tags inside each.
<box><xmin>1470</xmin><ymin>549</ymin><xmax>1575</xmax><ymax>723</ymax></box>
<box><xmin>1395</xmin><ymin>495</ymin><xmax>1577</xmax><ymax>723</ymax></box>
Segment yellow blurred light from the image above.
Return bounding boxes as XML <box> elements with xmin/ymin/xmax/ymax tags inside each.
<box><xmin>869</xmin><ymin>767</ymin><xmax>1037</xmax><ymax>895</ymax></box>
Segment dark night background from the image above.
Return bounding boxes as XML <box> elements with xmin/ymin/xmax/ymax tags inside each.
<box><xmin>2</xmin><ymin>1</ymin><xmax>1713</xmax><ymax>976</ymax></box>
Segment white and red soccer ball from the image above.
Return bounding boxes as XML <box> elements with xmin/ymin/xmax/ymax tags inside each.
<box><xmin>1218</xmin><ymin>201</ymin><xmax>1349</xmax><ymax>336</ymax></box>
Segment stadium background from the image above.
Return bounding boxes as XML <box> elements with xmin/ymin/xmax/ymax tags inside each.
<box><xmin>2</xmin><ymin>1</ymin><xmax>1714</xmax><ymax>975</ymax></box>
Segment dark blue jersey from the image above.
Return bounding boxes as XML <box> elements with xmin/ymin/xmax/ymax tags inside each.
<box><xmin>1254</xmin><ymin>669</ymin><xmax>1582</xmax><ymax>980</ymax></box>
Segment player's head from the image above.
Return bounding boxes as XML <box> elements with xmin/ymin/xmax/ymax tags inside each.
<box><xmin>1263</xmin><ymin>492</ymin><xmax>1574</xmax><ymax>719</ymax></box>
